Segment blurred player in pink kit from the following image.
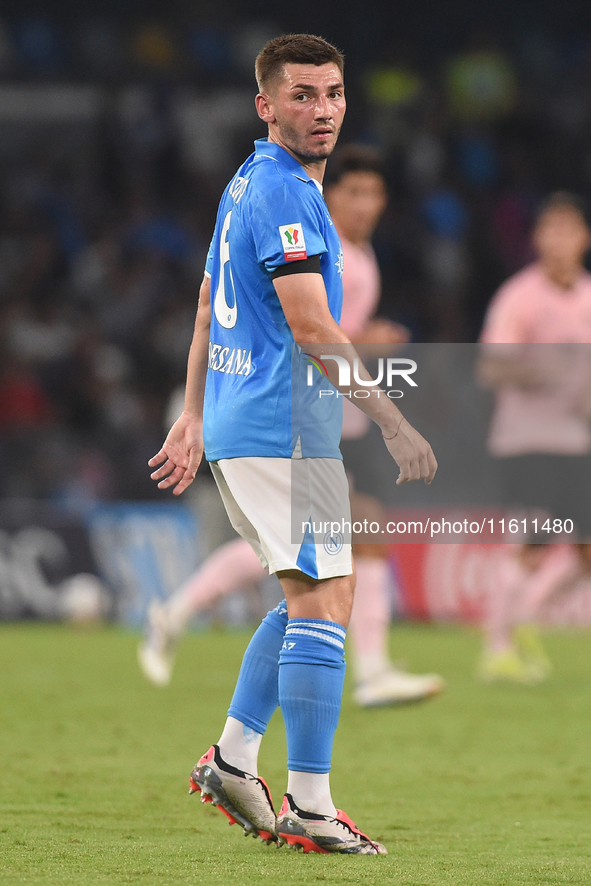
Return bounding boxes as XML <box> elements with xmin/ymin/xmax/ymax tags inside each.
<box><xmin>139</xmin><ymin>146</ymin><xmax>445</xmax><ymax>706</ymax></box>
<box><xmin>478</xmin><ymin>191</ymin><xmax>591</xmax><ymax>682</ymax></box>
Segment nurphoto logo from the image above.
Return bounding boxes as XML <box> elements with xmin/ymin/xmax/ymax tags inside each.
<box><xmin>305</xmin><ymin>354</ymin><xmax>417</xmax><ymax>396</ymax></box>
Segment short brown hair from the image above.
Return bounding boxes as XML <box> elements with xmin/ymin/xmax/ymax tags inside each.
<box><xmin>255</xmin><ymin>34</ymin><xmax>344</xmax><ymax>92</ymax></box>
<box><xmin>535</xmin><ymin>191</ymin><xmax>590</xmax><ymax>228</ymax></box>
<box><xmin>324</xmin><ymin>144</ymin><xmax>385</xmax><ymax>188</ymax></box>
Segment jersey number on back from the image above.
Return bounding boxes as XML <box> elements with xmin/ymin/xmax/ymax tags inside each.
<box><xmin>213</xmin><ymin>210</ymin><xmax>238</xmax><ymax>329</ymax></box>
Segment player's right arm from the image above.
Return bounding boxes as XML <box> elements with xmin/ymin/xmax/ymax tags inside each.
<box><xmin>273</xmin><ymin>271</ymin><xmax>437</xmax><ymax>485</ymax></box>
<box><xmin>478</xmin><ymin>348</ymin><xmax>557</xmax><ymax>389</ymax></box>
<box><xmin>477</xmin><ymin>278</ymin><xmax>556</xmax><ymax>389</ymax></box>
<box><xmin>148</xmin><ymin>274</ymin><xmax>211</xmax><ymax>495</ymax></box>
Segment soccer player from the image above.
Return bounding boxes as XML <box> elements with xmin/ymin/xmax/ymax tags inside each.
<box><xmin>149</xmin><ymin>34</ymin><xmax>436</xmax><ymax>854</ymax></box>
<box><xmin>326</xmin><ymin>146</ymin><xmax>445</xmax><ymax>705</ymax></box>
<box><xmin>139</xmin><ymin>146</ymin><xmax>444</xmax><ymax>707</ymax></box>
<box><xmin>478</xmin><ymin>191</ymin><xmax>591</xmax><ymax>682</ymax></box>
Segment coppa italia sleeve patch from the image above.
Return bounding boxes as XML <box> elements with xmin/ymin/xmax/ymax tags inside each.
<box><xmin>278</xmin><ymin>224</ymin><xmax>307</xmax><ymax>261</ymax></box>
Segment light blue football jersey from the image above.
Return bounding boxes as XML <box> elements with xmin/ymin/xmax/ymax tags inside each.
<box><xmin>203</xmin><ymin>139</ymin><xmax>344</xmax><ymax>461</ymax></box>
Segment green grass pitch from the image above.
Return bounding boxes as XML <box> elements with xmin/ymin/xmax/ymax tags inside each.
<box><xmin>2</xmin><ymin>621</ymin><xmax>591</xmax><ymax>885</ymax></box>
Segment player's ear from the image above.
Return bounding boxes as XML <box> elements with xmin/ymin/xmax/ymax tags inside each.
<box><xmin>256</xmin><ymin>93</ymin><xmax>276</xmax><ymax>123</ymax></box>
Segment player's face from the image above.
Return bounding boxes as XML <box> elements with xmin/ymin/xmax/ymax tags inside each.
<box><xmin>533</xmin><ymin>207</ymin><xmax>591</xmax><ymax>268</ymax></box>
<box><xmin>326</xmin><ymin>171</ymin><xmax>387</xmax><ymax>241</ymax></box>
<box><xmin>258</xmin><ymin>63</ymin><xmax>346</xmax><ymax>163</ymax></box>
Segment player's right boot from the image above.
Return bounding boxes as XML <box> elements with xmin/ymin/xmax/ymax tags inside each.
<box><xmin>353</xmin><ymin>667</ymin><xmax>445</xmax><ymax>707</ymax></box>
<box><xmin>189</xmin><ymin>745</ymin><xmax>277</xmax><ymax>844</ymax></box>
<box><xmin>276</xmin><ymin>793</ymin><xmax>387</xmax><ymax>854</ymax></box>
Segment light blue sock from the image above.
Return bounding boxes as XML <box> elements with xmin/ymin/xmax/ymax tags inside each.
<box><xmin>227</xmin><ymin>600</ymin><xmax>288</xmax><ymax>734</ymax></box>
<box><xmin>278</xmin><ymin>618</ymin><xmax>347</xmax><ymax>773</ymax></box>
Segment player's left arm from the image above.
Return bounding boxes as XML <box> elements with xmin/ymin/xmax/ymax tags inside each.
<box><xmin>273</xmin><ymin>271</ymin><xmax>437</xmax><ymax>484</ymax></box>
<box><xmin>148</xmin><ymin>275</ymin><xmax>211</xmax><ymax>495</ymax></box>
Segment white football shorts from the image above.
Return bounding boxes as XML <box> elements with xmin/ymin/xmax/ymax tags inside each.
<box><xmin>210</xmin><ymin>456</ymin><xmax>353</xmax><ymax>579</ymax></box>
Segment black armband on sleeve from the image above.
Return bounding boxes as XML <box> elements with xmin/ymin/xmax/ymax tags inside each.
<box><xmin>271</xmin><ymin>254</ymin><xmax>322</xmax><ymax>279</ymax></box>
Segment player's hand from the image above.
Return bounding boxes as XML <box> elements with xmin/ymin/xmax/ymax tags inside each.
<box><xmin>382</xmin><ymin>418</ymin><xmax>437</xmax><ymax>485</ymax></box>
<box><xmin>148</xmin><ymin>411</ymin><xmax>204</xmax><ymax>496</ymax></box>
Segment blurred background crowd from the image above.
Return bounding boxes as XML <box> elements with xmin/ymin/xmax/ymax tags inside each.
<box><xmin>2</xmin><ymin>0</ymin><xmax>591</xmax><ymax>502</ymax></box>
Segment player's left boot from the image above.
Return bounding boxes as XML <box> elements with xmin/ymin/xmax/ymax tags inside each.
<box><xmin>137</xmin><ymin>601</ymin><xmax>178</xmax><ymax>687</ymax></box>
<box><xmin>276</xmin><ymin>793</ymin><xmax>387</xmax><ymax>854</ymax></box>
<box><xmin>353</xmin><ymin>667</ymin><xmax>445</xmax><ymax>707</ymax></box>
<box><xmin>189</xmin><ymin>745</ymin><xmax>277</xmax><ymax>843</ymax></box>
<box><xmin>513</xmin><ymin>624</ymin><xmax>553</xmax><ymax>681</ymax></box>
<box><xmin>477</xmin><ymin>647</ymin><xmax>541</xmax><ymax>684</ymax></box>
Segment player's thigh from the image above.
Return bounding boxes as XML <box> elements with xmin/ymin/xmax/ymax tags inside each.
<box><xmin>215</xmin><ymin>456</ymin><xmax>352</xmax><ymax>579</ymax></box>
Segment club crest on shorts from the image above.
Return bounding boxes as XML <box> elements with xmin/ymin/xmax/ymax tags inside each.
<box><xmin>323</xmin><ymin>530</ymin><xmax>344</xmax><ymax>555</ymax></box>
<box><xmin>279</xmin><ymin>223</ymin><xmax>307</xmax><ymax>261</ymax></box>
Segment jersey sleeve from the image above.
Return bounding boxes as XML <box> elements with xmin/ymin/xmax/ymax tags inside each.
<box><xmin>249</xmin><ymin>180</ymin><xmax>328</xmax><ymax>274</ymax></box>
<box><xmin>204</xmin><ymin>234</ymin><xmax>215</xmax><ymax>278</ymax></box>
